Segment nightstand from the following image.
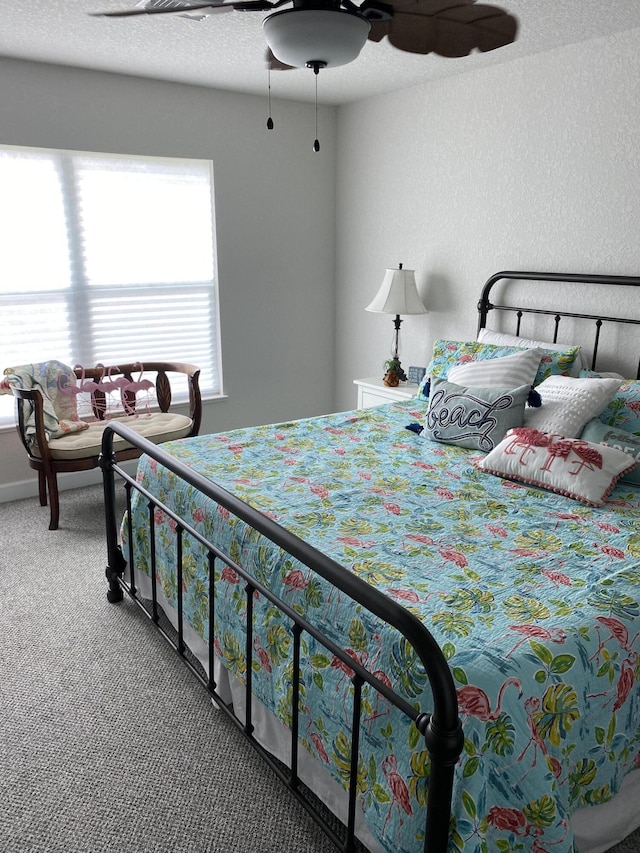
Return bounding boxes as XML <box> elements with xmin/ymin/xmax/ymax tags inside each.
<box><xmin>354</xmin><ymin>377</ymin><xmax>419</xmax><ymax>409</ymax></box>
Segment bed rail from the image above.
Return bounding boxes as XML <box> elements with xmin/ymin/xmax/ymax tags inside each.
<box><xmin>478</xmin><ymin>270</ymin><xmax>640</xmax><ymax>377</ymax></box>
<box><xmin>100</xmin><ymin>420</ymin><xmax>463</xmax><ymax>853</ymax></box>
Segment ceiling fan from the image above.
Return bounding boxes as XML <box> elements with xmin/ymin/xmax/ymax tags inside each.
<box><xmin>93</xmin><ymin>0</ymin><xmax>519</xmax><ymax>73</ymax></box>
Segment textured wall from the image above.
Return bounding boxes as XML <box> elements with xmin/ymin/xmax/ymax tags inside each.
<box><xmin>334</xmin><ymin>28</ymin><xmax>640</xmax><ymax>410</ymax></box>
<box><xmin>3</xmin><ymin>27</ymin><xmax>640</xmax><ymax>500</ymax></box>
<box><xmin>0</xmin><ymin>58</ymin><xmax>337</xmax><ymax>501</ymax></box>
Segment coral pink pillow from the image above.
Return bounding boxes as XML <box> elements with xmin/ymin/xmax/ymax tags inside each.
<box><xmin>476</xmin><ymin>427</ymin><xmax>635</xmax><ymax>506</ymax></box>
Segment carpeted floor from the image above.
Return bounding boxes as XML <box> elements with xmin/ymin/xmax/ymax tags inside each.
<box><xmin>0</xmin><ymin>485</ymin><xmax>341</xmax><ymax>853</ymax></box>
<box><xmin>0</xmin><ymin>485</ymin><xmax>639</xmax><ymax>853</ymax></box>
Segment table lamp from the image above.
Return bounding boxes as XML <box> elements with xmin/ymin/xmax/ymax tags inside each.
<box><xmin>366</xmin><ymin>263</ymin><xmax>427</xmax><ymax>383</ymax></box>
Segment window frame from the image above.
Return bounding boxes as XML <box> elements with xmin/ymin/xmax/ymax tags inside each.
<box><xmin>0</xmin><ymin>144</ymin><xmax>223</xmax><ymax>429</ymax></box>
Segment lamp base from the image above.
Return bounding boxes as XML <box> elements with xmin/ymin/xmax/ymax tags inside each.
<box><xmin>386</xmin><ymin>315</ymin><xmax>408</xmax><ymax>383</ymax></box>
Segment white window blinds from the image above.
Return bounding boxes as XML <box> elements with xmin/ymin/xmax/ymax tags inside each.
<box><xmin>0</xmin><ymin>145</ymin><xmax>221</xmax><ymax>426</ymax></box>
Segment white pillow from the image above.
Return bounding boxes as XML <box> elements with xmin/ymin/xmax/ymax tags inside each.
<box><xmin>478</xmin><ymin>327</ymin><xmax>588</xmax><ymax>374</ymax></box>
<box><xmin>524</xmin><ymin>375</ymin><xmax>623</xmax><ymax>438</ymax></box>
<box><xmin>448</xmin><ymin>348</ymin><xmax>543</xmax><ymax>389</ymax></box>
<box><xmin>477</xmin><ymin>428</ymin><xmax>635</xmax><ymax>507</ymax></box>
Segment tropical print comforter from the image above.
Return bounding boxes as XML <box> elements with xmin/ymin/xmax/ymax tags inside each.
<box><xmin>124</xmin><ymin>400</ymin><xmax>640</xmax><ymax>853</ymax></box>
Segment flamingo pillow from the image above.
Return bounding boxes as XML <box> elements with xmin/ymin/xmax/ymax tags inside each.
<box><xmin>476</xmin><ymin>427</ymin><xmax>636</xmax><ymax>506</ymax></box>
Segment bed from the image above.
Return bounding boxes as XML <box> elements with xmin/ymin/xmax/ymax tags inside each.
<box><xmin>102</xmin><ymin>271</ymin><xmax>640</xmax><ymax>853</ymax></box>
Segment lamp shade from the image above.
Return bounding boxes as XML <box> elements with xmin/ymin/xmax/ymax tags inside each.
<box><xmin>366</xmin><ymin>267</ymin><xmax>427</xmax><ymax>315</ymax></box>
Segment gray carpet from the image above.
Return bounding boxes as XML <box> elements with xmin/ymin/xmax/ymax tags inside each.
<box><xmin>0</xmin><ymin>485</ymin><xmax>639</xmax><ymax>853</ymax></box>
<box><xmin>0</xmin><ymin>486</ymin><xmax>339</xmax><ymax>853</ymax></box>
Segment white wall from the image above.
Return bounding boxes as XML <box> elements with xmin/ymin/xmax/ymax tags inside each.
<box><xmin>4</xmin><ymin>26</ymin><xmax>640</xmax><ymax>501</ymax></box>
<box><xmin>0</xmin><ymin>58</ymin><xmax>337</xmax><ymax>502</ymax></box>
<box><xmin>335</xmin><ymin>28</ymin><xmax>640</xmax><ymax>410</ymax></box>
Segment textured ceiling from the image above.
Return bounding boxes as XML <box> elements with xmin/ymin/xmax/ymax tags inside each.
<box><xmin>1</xmin><ymin>0</ymin><xmax>640</xmax><ymax>105</ymax></box>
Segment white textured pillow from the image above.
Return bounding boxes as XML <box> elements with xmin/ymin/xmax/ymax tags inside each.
<box><xmin>477</xmin><ymin>428</ymin><xmax>635</xmax><ymax>507</ymax></box>
<box><xmin>448</xmin><ymin>348</ymin><xmax>543</xmax><ymax>389</ymax></box>
<box><xmin>524</xmin><ymin>375</ymin><xmax>623</xmax><ymax>438</ymax></box>
<box><xmin>478</xmin><ymin>327</ymin><xmax>588</xmax><ymax>374</ymax></box>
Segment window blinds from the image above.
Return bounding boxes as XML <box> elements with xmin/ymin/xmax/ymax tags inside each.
<box><xmin>0</xmin><ymin>145</ymin><xmax>221</xmax><ymax>426</ymax></box>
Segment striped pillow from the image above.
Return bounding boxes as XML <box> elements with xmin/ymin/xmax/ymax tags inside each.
<box><xmin>447</xmin><ymin>348</ymin><xmax>543</xmax><ymax>389</ymax></box>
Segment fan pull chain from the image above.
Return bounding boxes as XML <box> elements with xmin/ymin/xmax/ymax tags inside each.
<box><xmin>313</xmin><ymin>63</ymin><xmax>320</xmax><ymax>152</ymax></box>
<box><xmin>266</xmin><ymin>63</ymin><xmax>274</xmax><ymax>130</ymax></box>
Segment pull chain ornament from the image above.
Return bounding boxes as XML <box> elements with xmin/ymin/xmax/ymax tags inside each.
<box><xmin>307</xmin><ymin>60</ymin><xmax>326</xmax><ymax>152</ymax></box>
<box><xmin>266</xmin><ymin>63</ymin><xmax>274</xmax><ymax>130</ymax></box>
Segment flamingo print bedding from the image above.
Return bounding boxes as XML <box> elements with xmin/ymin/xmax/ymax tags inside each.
<box><xmin>124</xmin><ymin>398</ymin><xmax>640</xmax><ymax>853</ymax></box>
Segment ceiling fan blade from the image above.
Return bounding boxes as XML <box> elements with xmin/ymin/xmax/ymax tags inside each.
<box><xmin>92</xmin><ymin>0</ymin><xmax>274</xmax><ymax>17</ymax></box>
<box><xmin>366</xmin><ymin>21</ymin><xmax>389</xmax><ymax>42</ymax></box>
<box><xmin>369</xmin><ymin>0</ymin><xmax>517</xmax><ymax>56</ymax></box>
<box><xmin>92</xmin><ymin>2</ymin><xmax>226</xmax><ymax>17</ymax></box>
<box><xmin>431</xmin><ymin>3</ymin><xmax>518</xmax><ymax>55</ymax></box>
<box><xmin>232</xmin><ymin>0</ymin><xmax>275</xmax><ymax>9</ymax></box>
<box><xmin>357</xmin><ymin>0</ymin><xmax>392</xmax><ymax>40</ymax></box>
<box><xmin>357</xmin><ymin>0</ymin><xmax>393</xmax><ymax>22</ymax></box>
<box><xmin>386</xmin><ymin>14</ymin><xmax>439</xmax><ymax>54</ymax></box>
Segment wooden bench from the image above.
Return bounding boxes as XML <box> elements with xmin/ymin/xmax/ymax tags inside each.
<box><xmin>11</xmin><ymin>361</ymin><xmax>202</xmax><ymax>530</ymax></box>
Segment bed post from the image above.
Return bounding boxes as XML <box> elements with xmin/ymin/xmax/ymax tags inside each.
<box><xmin>418</xmin><ymin>712</ymin><xmax>464</xmax><ymax>850</ymax></box>
<box><xmin>100</xmin><ymin>426</ymin><xmax>126</xmax><ymax>603</ymax></box>
<box><xmin>477</xmin><ymin>271</ymin><xmax>505</xmax><ymax>334</ymax></box>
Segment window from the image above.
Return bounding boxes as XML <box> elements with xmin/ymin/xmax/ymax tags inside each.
<box><xmin>0</xmin><ymin>145</ymin><xmax>222</xmax><ymax>426</ymax></box>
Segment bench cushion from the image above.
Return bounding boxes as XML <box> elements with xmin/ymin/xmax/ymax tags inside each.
<box><xmin>34</xmin><ymin>412</ymin><xmax>193</xmax><ymax>461</ymax></box>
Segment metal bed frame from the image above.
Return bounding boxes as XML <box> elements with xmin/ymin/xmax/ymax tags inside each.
<box><xmin>101</xmin><ymin>427</ymin><xmax>464</xmax><ymax>853</ymax></box>
<box><xmin>478</xmin><ymin>270</ymin><xmax>640</xmax><ymax>377</ymax></box>
<box><xmin>102</xmin><ymin>270</ymin><xmax>640</xmax><ymax>853</ymax></box>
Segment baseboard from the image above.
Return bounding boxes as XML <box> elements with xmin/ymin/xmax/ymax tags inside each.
<box><xmin>0</xmin><ymin>462</ymin><xmax>139</xmax><ymax>505</ymax></box>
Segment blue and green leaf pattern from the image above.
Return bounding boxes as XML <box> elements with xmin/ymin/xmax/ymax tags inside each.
<box><xmin>124</xmin><ymin>400</ymin><xmax>640</xmax><ymax>853</ymax></box>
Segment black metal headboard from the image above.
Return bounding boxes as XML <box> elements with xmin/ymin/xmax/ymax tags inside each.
<box><xmin>477</xmin><ymin>270</ymin><xmax>640</xmax><ymax>378</ymax></box>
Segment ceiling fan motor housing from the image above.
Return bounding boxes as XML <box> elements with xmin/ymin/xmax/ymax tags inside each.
<box><xmin>263</xmin><ymin>8</ymin><xmax>371</xmax><ymax>68</ymax></box>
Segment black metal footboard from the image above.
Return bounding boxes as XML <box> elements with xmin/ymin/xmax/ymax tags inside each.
<box><xmin>100</xmin><ymin>420</ymin><xmax>463</xmax><ymax>853</ymax></box>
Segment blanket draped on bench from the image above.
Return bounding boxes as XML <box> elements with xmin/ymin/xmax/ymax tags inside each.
<box><xmin>1</xmin><ymin>361</ymin><xmax>89</xmax><ymax>445</ymax></box>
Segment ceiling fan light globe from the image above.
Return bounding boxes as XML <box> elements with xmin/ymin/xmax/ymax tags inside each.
<box><xmin>263</xmin><ymin>9</ymin><xmax>371</xmax><ymax>69</ymax></box>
